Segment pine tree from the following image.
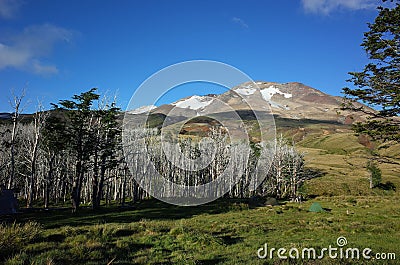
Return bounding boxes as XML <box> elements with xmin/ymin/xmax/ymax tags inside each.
<box><xmin>342</xmin><ymin>1</ymin><xmax>400</xmax><ymax>142</ymax></box>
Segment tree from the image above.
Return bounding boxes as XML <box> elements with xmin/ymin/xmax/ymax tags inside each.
<box><xmin>342</xmin><ymin>1</ymin><xmax>400</xmax><ymax>142</ymax></box>
<box><xmin>53</xmin><ymin>88</ymin><xmax>100</xmax><ymax>212</ymax></box>
<box><xmin>8</xmin><ymin>89</ymin><xmax>25</xmax><ymax>189</ymax></box>
<box><xmin>259</xmin><ymin>136</ymin><xmax>306</xmax><ymax>200</ymax></box>
<box><xmin>367</xmin><ymin>160</ymin><xmax>382</xmax><ymax>188</ymax></box>
<box><xmin>41</xmin><ymin>108</ymin><xmax>68</xmax><ymax>208</ymax></box>
<box><xmin>91</xmin><ymin>96</ymin><xmax>121</xmax><ymax>209</ymax></box>
<box><xmin>24</xmin><ymin>103</ymin><xmax>48</xmax><ymax>208</ymax></box>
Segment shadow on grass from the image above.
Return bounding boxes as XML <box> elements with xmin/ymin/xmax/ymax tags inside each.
<box><xmin>44</xmin><ymin>233</ymin><xmax>66</xmax><ymax>242</ymax></box>
<box><xmin>217</xmin><ymin>235</ymin><xmax>243</xmax><ymax>245</ymax></box>
<box><xmin>196</xmin><ymin>257</ymin><xmax>226</xmax><ymax>265</ymax></box>
<box><xmin>376</xmin><ymin>181</ymin><xmax>396</xmax><ymax>191</ymax></box>
<box><xmin>14</xmin><ymin>198</ymin><xmax>248</xmax><ymax>229</ymax></box>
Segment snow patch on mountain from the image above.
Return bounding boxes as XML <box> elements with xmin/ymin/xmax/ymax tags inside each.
<box><xmin>260</xmin><ymin>85</ymin><xmax>292</xmax><ymax>101</ymax></box>
<box><xmin>234</xmin><ymin>87</ymin><xmax>256</xmax><ymax>96</ymax></box>
<box><xmin>172</xmin><ymin>95</ymin><xmax>214</xmax><ymax>110</ymax></box>
<box><xmin>128</xmin><ymin>105</ymin><xmax>156</xmax><ymax>114</ymax></box>
<box><xmin>233</xmin><ymin>83</ymin><xmax>258</xmax><ymax>96</ymax></box>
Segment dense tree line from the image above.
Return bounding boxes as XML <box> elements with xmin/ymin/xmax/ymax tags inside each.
<box><xmin>0</xmin><ymin>89</ymin><xmax>311</xmax><ymax>211</ymax></box>
<box><xmin>0</xmin><ymin>89</ymin><xmax>135</xmax><ymax>211</ymax></box>
<box><xmin>124</xmin><ymin>127</ymin><xmax>310</xmax><ymax>201</ymax></box>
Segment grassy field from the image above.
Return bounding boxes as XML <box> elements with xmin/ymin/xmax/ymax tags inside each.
<box><xmin>1</xmin><ymin>122</ymin><xmax>399</xmax><ymax>264</ymax></box>
<box><xmin>297</xmin><ymin>130</ymin><xmax>400</xmax><ymax>197</ymax></box>
<box><xmin>1</xmin><ymin>196</ymin><xmax>399</xmax><ymax>264</ymax></box>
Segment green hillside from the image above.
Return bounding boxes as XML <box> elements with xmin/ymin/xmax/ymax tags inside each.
<box><xmin>294</xmin><ymin>127</ymin><xmax>400</xmax><ymax>198</ymax></box>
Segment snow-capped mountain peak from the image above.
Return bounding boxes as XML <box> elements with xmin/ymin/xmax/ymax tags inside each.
<box><xmin>171</xmin><ymin>95</ymin><xmax>215</xmax><ymax>110</ymax></box>
<box><xmin>128</xmin><ymin>105</ymin><xmax>156</xmax><ymax>114</ymax></box>
<box><xmin>128</xmin><ymin>81</ymin><xmax>371</xmax><ymax>124</ymax></box>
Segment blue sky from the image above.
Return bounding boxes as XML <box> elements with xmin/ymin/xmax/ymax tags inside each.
<box><xmin>0</xmin><ymin>0</ymin><xmax>382</xmax><ymax>113</ymax></box>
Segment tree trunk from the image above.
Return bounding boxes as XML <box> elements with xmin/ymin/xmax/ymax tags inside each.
<box><xmin>97</xmin><ymin>155</ymin><xmax>107</xmax><ymax>207</ymax></box>
<box><xmin>8</xmin><ymin>115</ymin><xmax>17</xmax><ymax>189</ymax></box>
<box><xmin>121</xmin><ymin>167</ymin><xmax>128</xmax><ymax>206</ymax></box>
<box><xmin>91</xmin><ymin>148</ymin><xmax>99</xmax><ymax>209</ymax></box>
<box><xmin>71</xmin><ymin>160</ymin><xmax>83</xmax><ymax>212</ymax></box>
<box><xmin>27</xmin><ymin>135</ymin><xmax>39</xmax><ymax>208</ymax></box>
<box><xmin>44</xmin><ymin>155</ymin><xmax>55</xmax><ymax>209</ymax></box>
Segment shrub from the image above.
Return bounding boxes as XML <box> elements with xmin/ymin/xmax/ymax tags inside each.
<box><xmin>367</xmin><ymin>161</ymin><xmax>382</xmax><ymax>188</ymax></box>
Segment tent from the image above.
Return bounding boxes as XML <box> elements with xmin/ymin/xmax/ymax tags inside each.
<box><xmin>309</xmin><ymin>202</ymin><xmax>324</xmax><ymax>213</ymax></box>
<box><xmin>0</xmin><ymin>188</ymin><xmax>18</xmax><ymax>215</ymax></box>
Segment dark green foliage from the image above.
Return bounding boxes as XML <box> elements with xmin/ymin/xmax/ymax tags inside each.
<box><xmin>52</xmin><ymin>88</ymin><xmax>101</xmax><ymax>211</ymax></box>
<box><xmin>52</xmin><ymin>88</ymin><xmax>100</xmax><ymax>166</ymax></box>
<box><xmin>367</xmin><ymin>160</ymin><xmax>382</xmax><ymax>188</ymax></box>
<box><xmin>49</xmin><ymin>88</ymin><xmax>121</xmax><ymax>211</ymax></box>
<box><xmin>42</xmin><ymin>110</ymin><xmax>68</xmax><ymax>152</ymax></box>
<box><xmin>342</xmin><ymin>1</ymin><xmax>400</xmax><ymax>142</ymax></box>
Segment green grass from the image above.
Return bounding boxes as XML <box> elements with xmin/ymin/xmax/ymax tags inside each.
<box><xmin>0</xmin><ymin>221</ymin><xmax>42</xmax><ymax>259</ymax></box>
<box><xmin>1</xmin><ymin>196</ymin><xmax>399</xmax><ymax>264</ymax></box>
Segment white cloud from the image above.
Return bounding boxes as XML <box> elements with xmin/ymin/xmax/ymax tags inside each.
<box><xmin>32</xmin><ymin>60</ymin><xmax>58</xmax><ymax>75</ymax></box>
<box><xmin>0</xmin><ymin>0</ymin><xmax>22</xmax><ymax>19</ymax></box>
<box><xmin>0</xmin><ymin>43</ymin><xmax>29</xmax><ymax>68</ymax></box>
<box><xmin>301</xmin><ymin>0</ymin><xmax>377</xmax><ymax>15</ymax></box>
<box><xmin>0</xmin><ymin>24</ymin><xmax>74</xmax><ymax>75</ymax></box>
<box><xmin>232</xmin><ymin>17</ymin><xmax>249</xmax><ymax>28</ymax></box>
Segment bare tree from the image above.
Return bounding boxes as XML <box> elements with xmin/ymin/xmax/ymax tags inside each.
<box><xmin>8</xmin><ymin>89</ymin><xmax>26</xmax><ymax>189</ymax></box>
<box><xmin>25</xmin><ymin>102</ymin><xmax>48</xmax><ymax>208</ymax></box>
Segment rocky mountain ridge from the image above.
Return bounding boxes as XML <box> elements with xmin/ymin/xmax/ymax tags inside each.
<box><xmin>129</xmin><ymin>81</ymin><xmax>370</xmax><ymax>125</ymax></box>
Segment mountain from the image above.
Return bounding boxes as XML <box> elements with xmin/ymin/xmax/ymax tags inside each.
<box><xmin>128</xmin><ymin>105</ymin><xmax>157</xmax><ymax>114</ymax></box>
<box><xmin>143</xmin><ymin>81</ymin><xmax>370</xmax><ymax>124</ymax></box>
<box><xmin>122</xmin><ymin>81</ymin><xmax>375</xmax><ymax>142</ymax></box>
<box><xmin>0</xmin><ymin>112</ymin><xmax>35</xmax><ymax>123</ymax></box>
<box><xmin>172</xmin><ymin>95</ymin><xmax>217</xmax><ymax>110</ymax></box>
<box><xmin>0</xmin><ymin>113</ymin><xmax>12</xmax><ymax>120</ymax></box>
<box><xmin>1</xmin><ymin>81</ymin><xmax>370</xmax><ymax>141</ymax></box>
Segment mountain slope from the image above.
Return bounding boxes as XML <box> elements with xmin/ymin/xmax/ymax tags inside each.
<box><xmin>123</xmin><ymin>81</ymin><xmax>375</xmax><ymax>142</ymax></box>
<box><xmin>144</xmin><ymin>81</ymin><xmax>371</xmax><ymax>125</ymax></box>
